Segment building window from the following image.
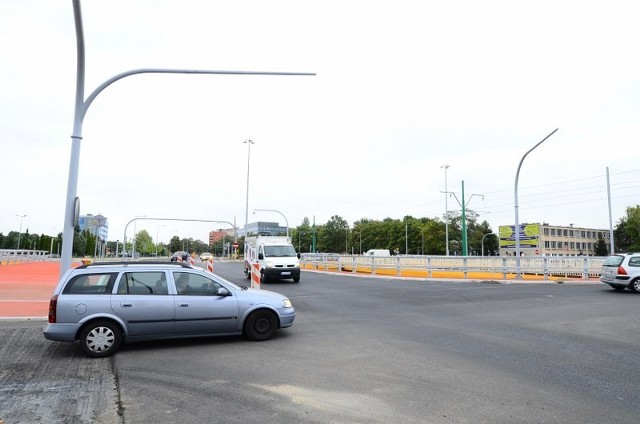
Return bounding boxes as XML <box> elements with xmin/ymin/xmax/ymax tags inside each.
<box><xmin>545</xmin><ymin>241</ymin><xmax>550</xmax><ymax>248</ymax></box>
<box><xmin>551</xmin><ymin>241</ymin><xmax>556</xmax><ymax>248</ymax></box>
<box><xmin>550</xmin><ymin>229</ymin><xmax>556</xmax><ymax>236</ymax></box>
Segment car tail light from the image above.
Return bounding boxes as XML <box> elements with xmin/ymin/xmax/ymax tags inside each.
<box><xmin>48</xmin><ymin>295</ymin><xmax>58</xmax><ymax>323</ymax></box>
<box><xmin>618</xmin><ymin>266</ymin><xmax>628</xmax><ymax>275</ymax></box>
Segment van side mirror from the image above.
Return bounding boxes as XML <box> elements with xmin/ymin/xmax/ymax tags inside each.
<box><xmin>258</xmin><ymin>253</ymin><xmax>264</xmax><ymax>260</ymax></box>
<box><xmin>297</xmin><ymin>253</ymin><xmax>301</xmax><ymax>259</ymax></box>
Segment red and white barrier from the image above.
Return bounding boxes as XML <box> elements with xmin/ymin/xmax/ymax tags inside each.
<box><xmin>207</xmin><ymin>258</ymin><xmax>214</xmax><ymax>273</ymax></box>
<box><xmin>251</xmin><ymin>263</ymin><xmax>261</xmax><ymax>289</ymax></box>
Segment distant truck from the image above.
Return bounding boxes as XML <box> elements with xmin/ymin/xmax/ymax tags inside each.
<box><xmin>244</xmin><ymin>235</ymin><xmax>301</xmax><ymax>283</ymax></box>
<box><xmin>362</xmin><ymin>249</ymin><xmax>391</xmax><ymax>257</ymax></box>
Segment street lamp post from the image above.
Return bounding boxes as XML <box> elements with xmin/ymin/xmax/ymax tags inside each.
<box><xmin>441</xmin><ymin>165</ymin><xmax>450</xmax><ymax>256</ymax></box>
<box><xmin>481</xmin><ymin>233</ymin><xmax>497</xmax><ymax>256</ymax></box>
<box><xmin>253</xmin><ymin>208</ymin><xmax>289</xmax><ymax>238</ymax></box>
<box><xmin>16</xmin><ymin>214</ymin><xmax>26</xmax><ymax>249</ymax></box>
<box><xmin>58</xmin><ymin>1</ymin><xmax>314</xmax><ymax>277</ymax></box>
<box><xmin>156</xmin><ymin>224</ymin><xmax>166</xmax><ymax>257</ymax></box>
<box><xmin>346</xmin><ymin>226</ymin><xmax>349</xmax><ymax>254</ymax></box>
<box><xmin>442</xmin><ymin>186</ymin><xmax>483</xmax><ymax>256</ymax></box>
<box><xmin>244</xmin><ymin>139</ymin><xmax>254</xmax><ymax>235</ymax></box>
<box><xmin>514</xmin><ymin>129</ymin><xmax>558</xmax><ymax>278</ymax></box>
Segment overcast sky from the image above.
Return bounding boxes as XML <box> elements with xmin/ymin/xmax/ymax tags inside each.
<box><xmin>1</xmin><ymin>0</ymin><xmax>639</xmax><ymax>244</ymax></box>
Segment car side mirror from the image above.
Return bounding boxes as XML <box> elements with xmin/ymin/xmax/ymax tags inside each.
<box><xmin>258</xmin><ymin>253</ymin><xmax>264</xmax><ymax>260</ymax></box>
<box><xmin>217</xmin><ymin>287</ymin><xmax>230</xmax><ymax>296</ymax></box>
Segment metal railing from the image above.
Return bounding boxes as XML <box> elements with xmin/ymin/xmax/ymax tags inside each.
<box><xmin>0</xmin><ymin>249</ymin><xmax>52</xmax><ymax>264</ymax></box>
<box><xmin>301</xmin><ymin>254</ymin><xmax>605</xmax><ymax>281</ymax></box>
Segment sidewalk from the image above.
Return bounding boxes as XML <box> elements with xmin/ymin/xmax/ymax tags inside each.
<box><xmin>0</xmin><ymin>261</ymin><xmax>77</xmax><ymax>319</ymax></box>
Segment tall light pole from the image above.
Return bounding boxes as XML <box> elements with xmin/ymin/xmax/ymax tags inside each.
<box><xmin>441</xmin><ymin>165</ymin><xmax>450</xmax><ymax>256</ymax></box>
<box><xmin>59</xmin><ymin>1</ymin><xmax>314</xmax><ymax>277</ymax></box>
<box><xmin>346</xmin><ymin>226</ymin><xmax>349</xmax><ymax>254</ymax></box>
<box><xmin>156</xmin><ymin>224</ymin><xmax>166</xmax><ymax>257</ymax></box>
<box><xmin>481</xmin><ymin>232</ymin><xmax>497</xmax><ymax>256</ymax></box>
<box><xmin>442</xmin><ymin>187</ymin><xmax>483</xmax><ymax>256</ymax></box>
<box><xmin>16</xmin><ymin>214</ymin><xmax>26</xmax><ymax>249</ymax></box>
<box><xmin>514</xmin><ymin>129</ymin><xmax>558</xmax><ymax>277</ymax></box>
<box><xmin>244</xmin><ymin>139</ymin><xmax>254</xmax><ymax>235</ymax></box>
<box><xmin>253</xmin><ymin>208</ymin><xmax>288</xmax><ymax>238</ymax></box>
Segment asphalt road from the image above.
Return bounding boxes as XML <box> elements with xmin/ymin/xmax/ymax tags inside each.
<box><xmin>1</xmin><ymin>261</ymin><xmax>639</xmax><ymax>423</ymax></box>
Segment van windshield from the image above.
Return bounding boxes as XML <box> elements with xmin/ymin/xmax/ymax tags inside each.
<box><xmin>264</xmin><ymin>246</ymin><xmax>297</xmax><ymax>257</ymax></box>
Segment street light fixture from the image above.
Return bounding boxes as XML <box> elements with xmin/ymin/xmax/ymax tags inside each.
<box><xmin>514</xmin><ymin>128</ymin><xmax>558</xmax><ymax>277</ymax></box>
<box><xmin>16</xmin><ymin>214</ymin><xmax>26</xmax><ymax>249</ymax></box>
<box><xmin>253</xmin><ymin>208</ymin><xmax>289</xmax><ymax>238</ymax></box>
<box><xmin>441</xmin><ymin>164</ymin><xmax>450</xmax><ymax>256</ymax></box>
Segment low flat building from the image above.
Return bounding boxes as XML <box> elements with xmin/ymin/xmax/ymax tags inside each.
<box><xmin>499</xmin><ymin>223</ymin><xmax>609</xmax><ymax>256</ymax></box>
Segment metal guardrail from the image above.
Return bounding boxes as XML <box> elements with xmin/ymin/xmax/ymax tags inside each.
<box><xmin>301</xmin><ymin>254</ymin><xmax>605</xmax><ymax>280</ymax></box>
<box><xmin>0</xmin><ymin>249</ymin><xmax>53</xmax><ymax>264</ymax></box>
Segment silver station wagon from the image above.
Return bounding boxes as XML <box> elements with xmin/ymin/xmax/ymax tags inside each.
<box><xmin>44</xmin><ymin>261</ymin><xmax>295</xmax><ymax>357</ymax></box>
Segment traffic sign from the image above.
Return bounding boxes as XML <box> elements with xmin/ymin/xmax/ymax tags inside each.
<box><xmin>233</xmin><ymin>243</ymin><xmax>239</xmax><ymax>249</ymax></box>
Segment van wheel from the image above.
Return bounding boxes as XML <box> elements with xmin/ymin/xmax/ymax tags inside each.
<box><xmin>293</xmin><ymin>276</ymin><xmax>300</xmax><ymax>283</ymax></box>
<box><xmin>79</xmin><ymin>320</ymin><xmax>122</xmax><ymax>358</ymax></box>
<box><xmin>630</xmin><ymin>279</ymin><xmax>640</xmax><ymax>293</ymax></box>
<box><xmin>244</xmin><ymin>310</ymin><xmax>278</xmax><ymax>341</ymax></box>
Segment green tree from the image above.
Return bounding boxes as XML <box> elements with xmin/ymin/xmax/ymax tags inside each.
<box><xmin>594</xmin><ymin>238</ymin><xmax>609</xmax><ymax>256</ymax></box>
<box><xmin>134</xmin><ymin>230</ymin><xmax>154</xmax><ymax>257</ymax></box>
<box><xmin>169</xmin><ymin>236</ymin><xmax>182</xmax><ymax>253</ymax></box>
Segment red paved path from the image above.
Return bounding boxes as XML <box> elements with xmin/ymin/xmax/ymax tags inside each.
<box><xmin>0</xmin><ymin>262</ymin><xmax>79</xmax><ymax>318</ymax></box>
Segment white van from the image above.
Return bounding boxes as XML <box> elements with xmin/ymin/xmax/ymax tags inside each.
<box><xmin>362</xmin><ymin>249</ymin><xmax>391</xmax><ymax>257</ymax></box>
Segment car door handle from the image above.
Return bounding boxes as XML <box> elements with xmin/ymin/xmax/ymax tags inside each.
<box><xmin>178</xmin><ymin>303</ymin><xmax>189</xmax><ymax>307</ymax></box>
<box><xmin>120</xmin><ymin>303</ymin><xmax>133</xmax><ymax>307</ymax></box>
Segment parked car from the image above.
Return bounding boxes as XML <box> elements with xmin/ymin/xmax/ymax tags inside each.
<box><xmin>199</xmin><ymin>252</ymin><xmax>213</xmax><ymax>261</ymax></box>
<box><xmin>600</xmin><ymin>253</ymin><xmax>640</xmax><ymax>292</ymax></box>
<box><xmin>43</xmin><ymin>261</ymin><xmax>295</xmax><ymax>357</ymax></box>
<box><xmin>170</xmin><ymin>251</ymin><xmax>189</xmax><ymax>262</ymax></box>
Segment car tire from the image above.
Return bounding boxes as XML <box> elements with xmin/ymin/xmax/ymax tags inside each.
<box><xmin>293</xmin><ymin>276</ymin><xmax>300</xmax><ymax>283</ymax></box>
<box><xmin>244</xmin><ymin>310</ymin><xmax>278</xmax><ymax>341</ymax></box>
<box><xmin>79</xmin><ymin>320</ymin><xmax>123</xmax><ymax>358</ymax></box>
<box><xmin>630</xmin><ymin>279</ymin><xmax>640</xmax><ymax>293</ymax></box>
<box><xmin>260</xmin><ymin>273</ymin><xmax>269</xmax><ymax>284</ymax></box>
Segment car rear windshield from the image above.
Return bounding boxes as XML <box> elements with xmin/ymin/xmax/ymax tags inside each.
<box><xmin>602</xmin><ymin>255</ymin><xmax>624</xmax><ymax>267</ymax></box>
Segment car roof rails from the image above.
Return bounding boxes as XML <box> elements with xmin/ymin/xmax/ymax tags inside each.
<box><xmin>76</xmin><ymin>261</ymin><xmax>194</xmax><ymax>269</ymax></box>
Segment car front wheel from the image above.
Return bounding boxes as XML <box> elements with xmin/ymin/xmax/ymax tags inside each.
<box><xmin>244</xmin><ymin>310</ymin><xmax>278</xmax><ymax>341</ymax></box>
<box><xmin>79</xmin><ymin>320</ymin><xmax>123</xmax><ymax>358</ymax></box>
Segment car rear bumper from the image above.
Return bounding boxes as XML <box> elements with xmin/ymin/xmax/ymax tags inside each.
<box><xmin>43</xmin><ymin>323</ymin><xmax>82</xmax><ymax>342</ymax></box>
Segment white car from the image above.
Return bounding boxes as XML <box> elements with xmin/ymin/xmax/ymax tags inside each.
<box><xmin>600</xmin><ymin>253</ymin><xmax>640</xmax><ymax>292</ymax></box>
<box><xmin>199</xmin><ymin>252</ymin><xmax>213</xmax><ymax>261</ymax></box>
